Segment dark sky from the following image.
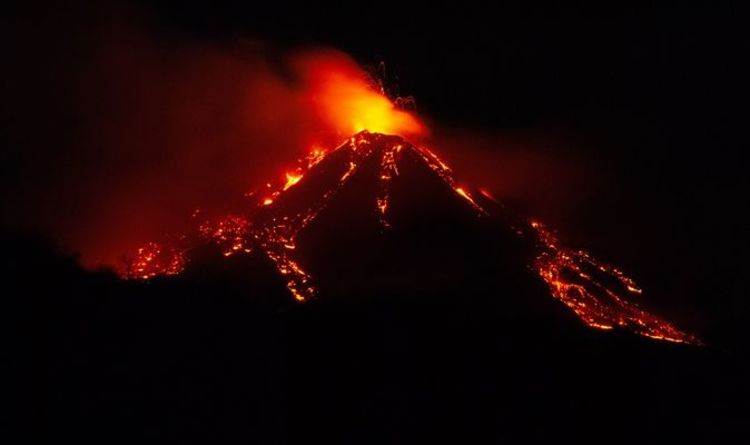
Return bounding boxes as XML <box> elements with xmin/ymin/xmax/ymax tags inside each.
<box><xmin>4</xmin><ymin>2</ymin><xmax>749</xmax><ymax>343</ymax></box>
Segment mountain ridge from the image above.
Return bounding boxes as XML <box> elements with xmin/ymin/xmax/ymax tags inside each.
<box><xmin>125</xmin><ymin>131</ymin><xmax>699</xmax><ymax>344</ymax></box>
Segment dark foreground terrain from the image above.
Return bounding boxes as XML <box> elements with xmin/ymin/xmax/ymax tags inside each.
<box><xmin>11</xmin><ymin>230</ymin><xmax>748</xmax><ymax>444</ymax></box>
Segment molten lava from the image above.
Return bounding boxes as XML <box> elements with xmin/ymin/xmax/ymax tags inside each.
<box><xmin>198</xmin><ymin>215</ymin><xmax>252</xmax><ymax>257</ymax></box>
<box><xmin>283</xmin><ymin>172</ymin><xmax>303</xmax><ymax>191</ymax></box>
<box><xmin>529</xmin><ymin>220</ymin><xmax>700</xmax><ymax>344</ymax></box>
<box><xmin>126</xmin><ymin>241</ymin><xmax>186</xmax><ymax>280</ymax></box>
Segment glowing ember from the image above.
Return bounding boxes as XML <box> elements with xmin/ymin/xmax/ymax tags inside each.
<box><xmin>283</xmin><ymin>172</ymin><xmax>303</xmax><ymax>191</ymax></box>
<box><xmin>454</xmin><ymin>187</ymin><xmax>481</xmax><ymax>209</ymax></box>
<box><xmin>306</xmin><ymin>147</ymin><xmax>327</xmax><ymax>168</ymax></box>
<box><xmin>375</xmin><ymin>142</ymin><xmax>401</xmax><ymax>226</ymax></box>
<box><xmin>126</xmin><ymin>241</ymin><xmax>185</xmax><ymax>280</ymax></box>
<box><xmin>409</xmin><ymin>145</ymin><xmax>487</xmax><ymax>216</ymax></box>
<box><xmin>478</xmin><ymin>188</ymin><xmax>497</xmax><ymax>202</ymax></box>
<box><xmin>198</xmin><ymin>215</ymin><xmax>252</xmax><ymax>257</ymax></box>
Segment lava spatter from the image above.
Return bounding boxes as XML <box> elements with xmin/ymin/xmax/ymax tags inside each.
<box><xmin>198</xmin><ymin>215</ymin><xmax>252</xmax><ymax>257</ymax></box>
<box><xmin>126</xmin><ymin>241</ymin><xmax>186</xmax><ymax>280</ymax></box>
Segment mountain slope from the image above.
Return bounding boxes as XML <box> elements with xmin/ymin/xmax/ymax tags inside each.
<box><xmin>128</xmin><ymin>131</ymin><xmax>698</xmax><ymax>344</ymax></box>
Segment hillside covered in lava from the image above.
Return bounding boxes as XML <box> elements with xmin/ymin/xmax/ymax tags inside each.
<box><xmin>123</xmin><ymin>131</ymin><xmax>698</xmax><ymax>345</ymax></box>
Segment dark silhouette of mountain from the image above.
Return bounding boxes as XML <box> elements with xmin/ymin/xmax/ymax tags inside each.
<box><xmin>15</xmin><ymin>131</ymin><xmax>748</xmax><ymax>443</ymax></box>
<box><xmin>165</xmin><ymin>131</ymin><xmax>698</xmax><ymax>343</ymax></box>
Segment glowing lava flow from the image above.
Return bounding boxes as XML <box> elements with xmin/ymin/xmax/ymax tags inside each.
<box><xmin>409</xmin><ymin>144</ymin><xmax>487</xmax><ymax>215</ymax></box>
<box><xmin>126</xmin><ymin>241</ymin><xmax>186</xmax><ymax>280</ymax></box>
<box><xmin>283</xmin><ymin>172</ymin><xmax>303</xmax><ymax>191</ymax></box>
<box><xmin>125</xmin><ymin>131</ymin><xmax>699</xmax><ymax>345</ymax></box>
<box><xmin>251</xmin><ymin>131</ymin><xmax>490</xmax><ymax>301</ymax></box>
<box><xmin>376</xmin><ymin>142</ymin><xmax>400</xmax><ymax>227</ymax></box>
<box><xmin>198</xmin><ymin>215</ymin><xmax>252</xmax><ymax>257</ymax></box>
<box><xmin>529</xmin><ymin>220</ymin><xmax>700</xmax><ymax>344</ymax></box>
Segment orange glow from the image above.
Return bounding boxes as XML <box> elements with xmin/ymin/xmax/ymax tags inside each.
<box><xmin>299</xmin><ymin>53</ymin><xmax>426</xmax><ymax>138</ymax></box>
<box><xmin>306</xmin><ymin>147</ymin><xmax>327</xmax><ymax>168</ymax></box>
<box><xmin>61</xmin><ymin>46</ymin><xmax>438</xmax><ymax>272</ymax></box>
<box><xmin>453</xmin><ymin>187</ymin><xmax>485</xmax><ymax>214</ymax></box>
<box><xmin>529</xmin><ymin>219</ymin><xmax>700</xmax><ymax>344</ymax></box>
<box><xmin>283</xmin><ymin>172</ymin><xmax>303</xmax><ymax>191</ymax></box>
<box><xmin>376</xmin><ymin>199</ymin><xmax>388</xmax><ymax>214</ymax></box>
<box><xmin>479</xmin><ymin>188</ymin><xmax>497</xmax><ymax>202</ymax></box>
<box><xmin>454</xmin><ymin>187</ymin><xmax>475</xmax><ymax>204</ymax></box>
<box><xmin>126</xmin><ymin>242</ymin><xmax>185</xmax><ymax>279</ymax></box>
<box><xmin>198</xmin><ymin>215</ymin><xmax>251</xmax><ymax>257</ymax></box>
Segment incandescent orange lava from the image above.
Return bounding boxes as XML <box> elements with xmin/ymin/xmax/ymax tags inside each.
<box><xmin>529</xmin><ymin>220</ymin><xmax>700</xmax><ymax>344</ymax></box>
<box><xmin>126</xmin><ymin>241</ymin><xmax>186</xmax><ymax>280</ymax></box>
<box><xmin>298</xmin><ymin>52</ymin><xmax>426</xmax><ymax>138</ymax></box>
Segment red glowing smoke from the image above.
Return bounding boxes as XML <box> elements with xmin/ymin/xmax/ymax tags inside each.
<box><xmin>4</xmin><ymin>13</ymin><xmax>587</xmax><ymax>275</ymax></box>
<box><xmin>294</xmin><ymin>53</ymin><xmax>426</xmax><ymax>137</ymax></box>
<box><xmin>19</xmin><ymin>23</ymin><xmax>425</xmax><ymax>270</ymax></box>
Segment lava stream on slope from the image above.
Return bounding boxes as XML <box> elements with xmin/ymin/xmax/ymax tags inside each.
<box><xmin>124</xmin><ymin>131</ymin><xmax>700</xmax><ymax>345</ymax></box>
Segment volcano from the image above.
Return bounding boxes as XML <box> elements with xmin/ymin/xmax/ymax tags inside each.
<box><xmin>126</xmin><ymin>131</ymin><xmax>698</xmax><ymax>345</ymax></box>
<box><xmin>32</xmin><ymin>131</ymin><xmax>749</xmax><ymax>445</ymax></box>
